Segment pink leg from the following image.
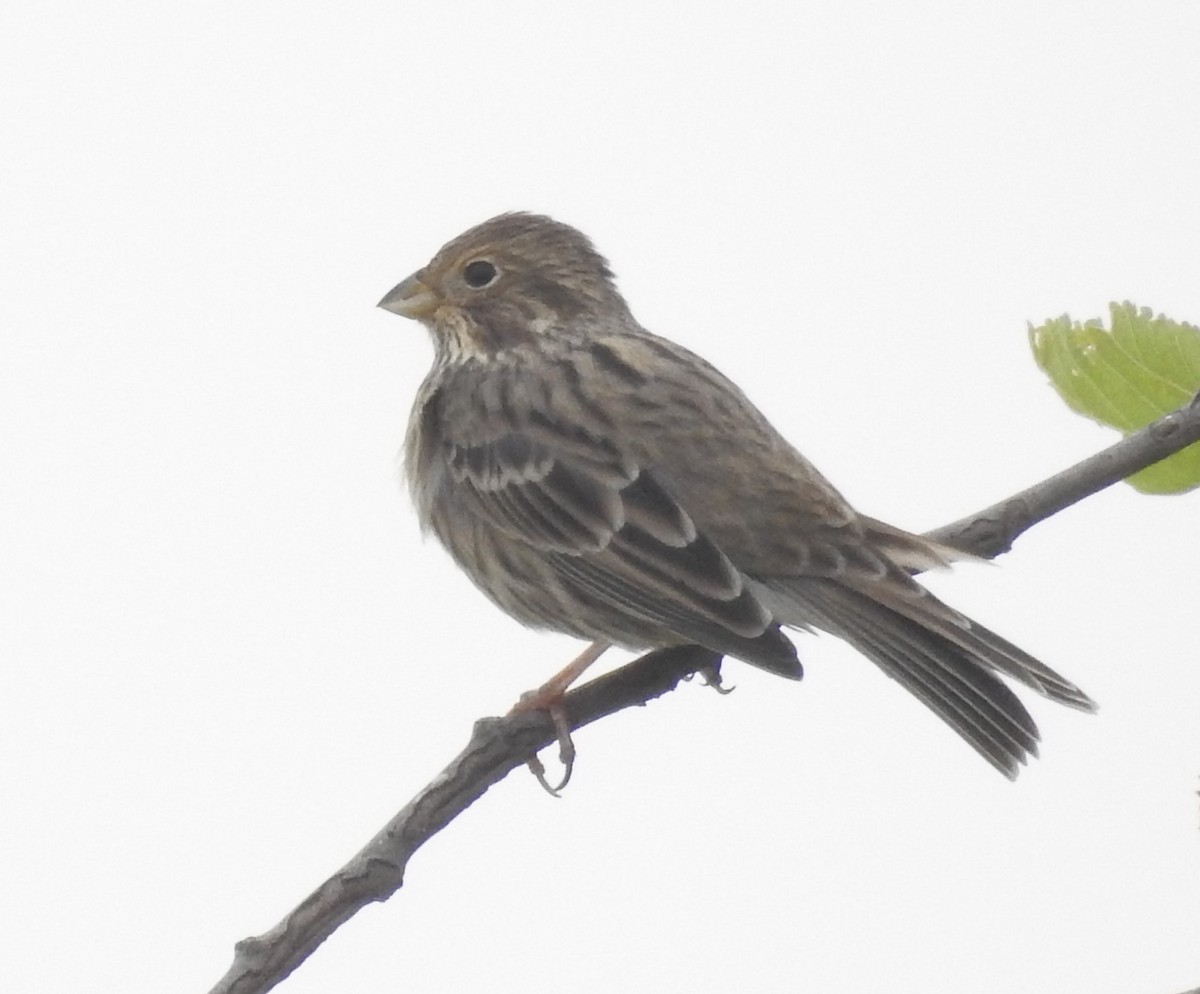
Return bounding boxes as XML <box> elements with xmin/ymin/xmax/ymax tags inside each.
<box><xmin>510</xmin><ymin>640</ymin><xmax>611</xmax><ymax>715</ymax></box>
<box><xmin>510</xmin><ymin>640</ymin><xmax>610</xmax><ymax>795</ymax></box>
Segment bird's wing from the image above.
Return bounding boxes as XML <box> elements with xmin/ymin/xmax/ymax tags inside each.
<box><xmin>441</xmin><ymin>419</ymin><xmax>803</xmax><ymax>677</ymax></box>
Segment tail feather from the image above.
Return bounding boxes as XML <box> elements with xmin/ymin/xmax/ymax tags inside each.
<box><xmin>751</xmin><ymin>576</ymin><xmax>1094</xmax><ymax>777</ymax></box>
<box><xmin>840</xmin><ymin>574</ymin><xmax>1096</xmax><ymax>711</ymax></box>
<box><xmin>799</xmin><ymin>583</ymin><xmax>1040</xmax><ymax>777</ymax></box>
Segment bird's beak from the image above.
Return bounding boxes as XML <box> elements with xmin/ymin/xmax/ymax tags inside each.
<box><xmin>378</xmin><ymin>273</ymin><xmax>440</xmax><ymax>320</ymax></box>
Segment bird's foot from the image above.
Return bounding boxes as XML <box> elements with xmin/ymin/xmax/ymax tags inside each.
<box><xmin>522</xmin><ymin>705</ymin><xmax>575</xmax><ymax>796</ymax></box>
<box><xmin>509</xmin><ymin>640</ymin><xmax>610</xmax><ymax>795</ymax></box>
<box><xmin>687</xmin><ymin>658</ymin><xmax>734</xmax><ymax>695</ymax></box>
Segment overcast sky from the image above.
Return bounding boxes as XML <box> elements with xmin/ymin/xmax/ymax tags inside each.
<box><xmin>3</xmin><ymin>3</ymin><xmax>1199</xmax><ymax>993</ymax></box>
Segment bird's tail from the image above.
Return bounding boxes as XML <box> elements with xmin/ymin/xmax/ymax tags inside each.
<box><xmin>752</xmin><ymin>575</ymin><xmax>1095</xmax><ymax>778</ymax></box>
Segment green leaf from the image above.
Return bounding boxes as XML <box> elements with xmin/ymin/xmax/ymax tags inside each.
<box><xmin>1028</xmin><ymin>302</ymin><xmax>1200</xmax><ymax>494</ymax></box>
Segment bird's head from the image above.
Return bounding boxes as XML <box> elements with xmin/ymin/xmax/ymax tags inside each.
<box><xmin>378</xmin><ymin>213</ymin><xmax>633</xmax><ymax>361</ymax></box>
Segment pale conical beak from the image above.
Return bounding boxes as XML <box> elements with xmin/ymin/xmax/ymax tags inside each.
<box><xmin>378</xmin><ymin>273</ymin><xmax>439</xmax><ymax>319</ymax></box>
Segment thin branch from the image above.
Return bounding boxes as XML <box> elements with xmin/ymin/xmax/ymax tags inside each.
<box><xmin>208</xmin><ymin>646</ymin><xmax>720</xmax><ymax>994</ymax></box>
<box><xmin>208</xmin><ymin>396</ymin><xmax>1200</xmax><ymax>994</ymax></box>
<box><xmin>928</xmin><ymin>390</ymin><xmax>1200</xmax><ymax>557</ymax></box>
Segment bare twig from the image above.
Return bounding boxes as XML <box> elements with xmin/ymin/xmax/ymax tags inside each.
<box><xmin>928</xmin><ymin>391</ymin><xmax>1200</xmax><ymax>556</ymax></box>
<box><xmin>208</xmin><ymin>646</ymin><xmax>720</xmax><ymax>994</ymax></box>
<box><xmin>208</xmin><ymin>396</ymin><xmax>1200</xmax><ymax>994</ymax></box>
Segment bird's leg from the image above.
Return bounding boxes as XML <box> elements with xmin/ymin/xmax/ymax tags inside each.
<box><xmin>513</xmin><ymin>639</ymin><xmax>611</xmax><ymax>713</ymax></box>
<box><xmin>510</xmin><ymin>640</ymin><xmax>610</xmax><ymax>794</ymax></box>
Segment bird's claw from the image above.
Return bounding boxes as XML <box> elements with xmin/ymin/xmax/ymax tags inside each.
<box><xmin>525</xmin><ymin>703</ymin><xmax>575</xmax><ymax>796</ymax></box>
<box><xmin>693</xmin><ymin>661</ymin><xmax>734</xmax><ymax>695</ymax></box>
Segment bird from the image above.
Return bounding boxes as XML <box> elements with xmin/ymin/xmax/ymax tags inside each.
<box><xmin>378</xmin><ymin>212</ymin><xmax>1095</xmax><ymax>781</ymax></box>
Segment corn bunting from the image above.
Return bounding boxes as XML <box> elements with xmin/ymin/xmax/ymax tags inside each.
<box><xmin>379</xmin><ymin>213</ymin><xmax>1094</xmax><ymax>780</ymax></box>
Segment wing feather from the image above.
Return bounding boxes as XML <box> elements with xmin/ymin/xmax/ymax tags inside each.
<box><xmin>442</xmin><ymin>426</ymin><xmax>802</xmax><ymax>677</ymax></box>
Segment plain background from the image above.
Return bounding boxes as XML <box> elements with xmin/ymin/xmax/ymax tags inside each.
<box><xmin>3</xmin><ymin>3</ymin><xmax>1198</xmax><ymax>992</ymax></box>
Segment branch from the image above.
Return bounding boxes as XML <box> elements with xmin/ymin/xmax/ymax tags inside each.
<box><xmin>928</xmin><ymin>390</ymin><xmax>1200</xmax><ymax>556</ymax></box>
<box><xmin>208</xmin><ymin>645</ymin><xmax>721</xmax><ymax>994</ymax></box>
<box><xmin>208</xmin><ymin>395</ymin><xmax>1200</xmax><ymax>994</ymax></box>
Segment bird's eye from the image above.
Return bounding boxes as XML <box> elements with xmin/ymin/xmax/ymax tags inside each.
<box><xmin>462</xmin><ymin>259</ymin><xmax>498</xmax><ymax>288</ymax></box>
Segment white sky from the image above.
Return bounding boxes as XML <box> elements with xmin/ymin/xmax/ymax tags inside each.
<box><xmin>3</xmin><ymin>3</ymin><xmax>1199</xmax><ymax>993</ymax></box>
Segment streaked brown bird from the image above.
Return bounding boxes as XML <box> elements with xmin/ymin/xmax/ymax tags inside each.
<box><xmin>379</xmin><ymin>212</ymin><xmax>1094</xmax><ymax>779</ymax></box>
